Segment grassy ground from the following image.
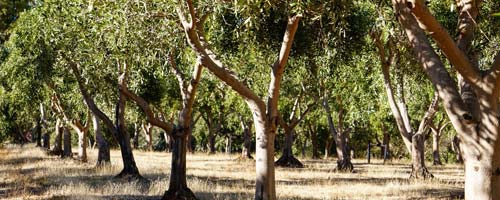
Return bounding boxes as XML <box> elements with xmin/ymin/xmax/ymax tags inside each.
<box><xmin>0</xmin><ymin>144</ymin><xmax>464</xmax><ymax>200</ymax></box>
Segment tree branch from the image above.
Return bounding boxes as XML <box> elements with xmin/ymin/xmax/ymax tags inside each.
<box><xmin>119</xmin><ymin>84</ymin><xmax>174</xmax><ymax>135</ymax></box>
<box><xmin>62</xmin><ymin>53</ymin><xmax>119</xmax><ymax>139</ymax></box>
<box><xmin>486</xmin><ymin>51</ymin><xmax>500</xmax><ymax>99</ymax></box>
<box><xmin>267</xmin><ymin>15</ymin><xmax>302</xmax><ymax>120</ymax></box>
<box><xmin>407</xmin><ymin>0</ymin><xmax>482</xmax><ymax>87</ymax></box>
<box><xmin>177</xmin><ymin>0</ymin><xmax>266</xmax><ymax>113</ymax></box>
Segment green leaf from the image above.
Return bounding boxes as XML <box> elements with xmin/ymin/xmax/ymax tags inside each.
<box><xmin>493</xmin><ymin>12</ymin><xmax>500</xmax><ymax>17</ymax></box>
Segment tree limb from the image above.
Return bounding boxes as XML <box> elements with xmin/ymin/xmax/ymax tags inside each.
<box><xmin>267</xmin><ymin>15</ymin><xmax>302</xmax><ymax>120</ymax></box>
<box><xmin>119</xmin><ymin>84</ymin><xmax>174</xmax><ymax>135</ymax></box>
<box><xmin>407</xmin><ymin>0</ymin><xmax>482</xmax><ymax>88</ymax></box>
<box><xmin>62</xmin><ymin>53</ymin><xmax>119</xmax><ymax>140</ymax></box>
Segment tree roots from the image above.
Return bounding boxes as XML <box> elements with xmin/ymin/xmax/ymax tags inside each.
<box><xmin>162</xmin><ymin>187</ymin><xmax>198</xmax><ymax>200</ymax></box>
<box><xmin>275</xmin><ymin>155</ymin><xmax>304</xmax><ymax>168</ymax></box>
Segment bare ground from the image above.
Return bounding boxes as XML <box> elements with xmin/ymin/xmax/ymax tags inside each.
<box><xmin>0</xmin><ymin>144</ymin><xmax>464</xmax><ymax>200</ymax></box>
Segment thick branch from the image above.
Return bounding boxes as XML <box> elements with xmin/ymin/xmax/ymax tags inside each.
<box><xmin>120</xmin><ymin>85</ymin><xmax>174</xmax><ymax>135</ymax></box>
<box><xmin>169</xmin><ymin>53</ymin><xmax>187</xmax><ymax>97</ymax></box>
<box><xmin>267</xmin><ymin>15</ymin><xmax>302</xmax><ymax>120</ymax></box>
<box><xmin>416</xmin><ymin>92</ymin><xmax>440</xmax><ymax>134</ymax></box>
<box><xmin>408</xmin><ymin>0</ymin><xmax>481</xmax><ymax>87</ymax></box>
<box><xmin>178</xmin><ymin>62</ymin><xmax>203</xmax><ymax>128</ymax></box>
<box><xmin>486</xmin><ymin>52</ymin><xmax>500</xmax><ymax>99</ymax></box>
<box><xmin>177</xmin><ymin>0</ymin><xmax>265</xmax><ymax>112</ymax></box>
<box><xmin>64</xmin><ymin>54</ymin><xmax>118</xmax><ymax>139</ymax></box>
<box><xmin>393</xmin><ymin>0</ymin><xmax>472</xmax><ymax>140</ymax></box>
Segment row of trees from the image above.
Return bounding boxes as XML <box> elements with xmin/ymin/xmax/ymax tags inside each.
<box><xmin>1</xmin><ymin>0</ymin><xmax>499</xmax><ymax>199</ymax></box>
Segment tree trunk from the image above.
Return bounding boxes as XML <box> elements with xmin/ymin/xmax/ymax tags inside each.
<box><xmin>62</xmin><ymin>127</ymin><xmax>72</xmax><ymax>158</ymax></box>
<box><xmin>35</xmin><ymin>120</ymin><xmax>42</xmax><ymax>147</ymax></box>
<box><xmin>163</xmin><ymin>132</ymin><xmax>173</xmax><ymax>152</ymax></box>
<box><xmin>93</xmin><ymin>115</ymin><xmax>110</xmax><ymax>166</ymax></box>
<box><xmin>335</xmin><ymin>130</ymin><xmax>353</xmax><ymax>171</ymax></box>
<box><xmin>142</xmin><ymin>122</ymin><xmax>153</xmax><ymax>151</ymax></box>
<box><xmin>187</xmin><ymin>134</ymin><xmax>195</xmax><ymax>153</ymax></box>
<box><xmin>133</xmin><ymin>123</ymin><xmax>139</xmax><ymax>149</ymax></box>
<box><xmin>309</xmin><ymin>124</ymin><xmax>319</xmax><ymax>159</ymax></box>
<box><xmin>432</xmin><ymin>132</ymin><xmax>442</xmax><ymax>165</ymax></box>
<box><xmin>382</xmin><ymin>128</ymin><xmax>390</xmax><ymax>161</ymax></box>
<box><xmin>207</xmin><ymin>132</ymin><xmax>216</xmax><ymax>154</ymax></box>
<box><xmin>410</xmin><ymin>133</ymin><xmax>433</xmax><ymax>179</ymax></box>
<box><xmin>254</xmin><ymin>114</ymin><xmax>276</xmax><ymax>200</ymax></box>
<box><xmin>225</xmin><ymin>136</ymin><xmax>232</xmax><ymax>154</ymax></box>
<box><xmin>163</xmin><ymin>131</ymin><xmax>196</xmax><ymax>200</ymax></box>
<box><xmin>452</xmin><ymin>135</ymin><xmax>464</xmax><ymax>164</ymax></box>
<box><xmin>275</xmin><ymin>129</ymin><xmax>303</xmax><ymax>168</ymax></box>
<box><xmin>42</xmin><ymin>131</ymin><xmax>50</xmax><ymax>150</ymax></box>
<box><xmin>77</xmin><ymin>128</ymin><xmax>88</xmax><ymax>162</ymax></box>
<box><xmin>241</xmin><ymin>120</ymin><xmax>253</xmax><ymax>159</ymax></box>
<box><xmin>323</xmin><ymin>96</ymin><xmax>353</xmax><ymax>171</ymax></box>
<box><xmin>51</xmin><ymin>119</ymin><xmax>63</xmax><ymax>155</ymax></box>
<box><xmin>463</xmin><ymin>149</ymin><xmax>493</xmax><ymax>200</ymax></box>
<box><xmin>115</xmin><ymin>69</ymin><xmax>141</xmax><ymax>179</ymax></box>
<box><xmin>38</xmin><ymin>103</ymin><xmax>45</xmax><ymax>147</ymax></box>
<box><xmin>324</xmin><ymin>138</ymin><xmax>333</xmax><ymax>159</ymax></box>
<box><xmin>238</xmin><ymin>115</ymin><xmax>253</xmax><ymax>159</ymax></box>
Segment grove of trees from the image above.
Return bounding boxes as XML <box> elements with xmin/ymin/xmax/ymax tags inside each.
<box><xmin>0</xmin><ymin>0</ymin><xmax>499</xmax><ymax>199</ymax></box>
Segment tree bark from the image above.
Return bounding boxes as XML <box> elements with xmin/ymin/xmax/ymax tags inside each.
<box><xmin>275</xmin><ymin>128</ymin><xmax>303</xmax><ymax>168</ymax></box>
<box><xmin>308</xmin><ymin>123</ymin><xmax>320</xmax><ymax>159</ymax></box>
<box><xmin>382</xmin><ymin>124</ymin><xmax>391</xmax><ymax>161</ymax></box>
<box><xmin>452</xmin><ymin>135</ymin><xmax>464</xmax><ymax>163</ymax></box>
<box><xmin>410</xmin><ymin>133</ymin><xmax>432</xmax><ymax>178</ymax></box>
<box><xmin>225</xmin><ymin>136</ymin><xmax>232</xmax><ymax>154</ymax></box>
<box><xmin>432</xmin><ymin>131</ymin><xmax>441</xmax><ymax>165</ymax></box>
<box><xmin>133</xmin><ymin>123</ymin><xmax>139</xmax><ymax>149</ymax></box>
<box><xmin>163</xmin><ymin>132</ymin><xmax>173</xmax><ymax>152</ymax></box>
<box><xmin>62</xmin><ymin>127</ymin><xmax>72</xmax><ymax>158</ymax></box>
<box><xmin>93</xmin><ymin>114</ymin><xmax>110</xmax><ymax>166</ymax></box>
<box><xmin>77</xmin><ymin>128</ymin><xmax>88</xmax><ymax>162</ymax></box>
<box><xmin>142</xmin><ymin>122</ymin><xmax>153</xmax><ymax>151</ymax></box>
<box><xmin>163</xmin><ymin>129</ymin><xmax>196</xmax><ymax>200</ymax></box>
<box><xmin>51</xmin><ymin>119</ymin><xmax>63</xmax><ymax>155</ymax></box>
<box><xmin>240</xmin><ymin>117</ymin><xmax>253</xmax><ymax>159</ymax></box>
<box><xmin>35</xmin><ymin>118</ymin><xmax>42</xmax><ymax>147</ymax></box>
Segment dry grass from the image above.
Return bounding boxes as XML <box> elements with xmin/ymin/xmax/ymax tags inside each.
<box><xmin>0</xmin><ymin>144</ymin><xmax>464</xmax><ymax>199</ymax></box>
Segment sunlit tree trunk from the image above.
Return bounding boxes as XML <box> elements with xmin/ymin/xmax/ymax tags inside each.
<box><xmin>392</xmin><ymin>0</ymin><xmax>500</xmax><ymax>198</ymax></box>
